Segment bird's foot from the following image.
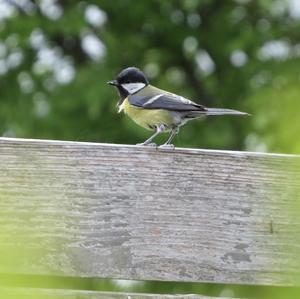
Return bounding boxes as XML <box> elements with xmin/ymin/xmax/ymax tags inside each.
<box><xmin>158</xmin><ymin>144</ymin><xmax>175</xmax><ymax>150</ymax></box>
<box><xmin>136</xmin><ymin>142</ymin><xmax>157</xmax><ymax>147</ymax></box>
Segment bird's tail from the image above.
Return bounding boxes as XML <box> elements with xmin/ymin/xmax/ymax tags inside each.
<box><xmin>205</xmin><ymin>108</ymin><xmax>249</xmax><ymax>116</ymax></box>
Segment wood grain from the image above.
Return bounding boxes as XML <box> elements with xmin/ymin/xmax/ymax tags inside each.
<box><xmin>0</xmin><ymin>137</ymin><xmax>299</xmax><ymax>286</ymax></box>
<box><xmin>0</xmin><ymin>288</ymin><xmax>237</xmax><ymax>299</ymax></box>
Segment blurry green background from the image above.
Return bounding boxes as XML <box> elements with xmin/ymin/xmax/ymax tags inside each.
<box><xmin>0</xmin><ymin>0</ymin><xmax>300</xmax><ymax>298</ymax></box>
<box><xmin>1</xmin><ymin>0</ymin><xmax>300</xmax><ymax>153</ymax></box>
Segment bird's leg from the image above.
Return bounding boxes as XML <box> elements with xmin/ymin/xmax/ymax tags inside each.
<box><xmin>159</xmin><ymin>127</ymin><xmax>179</xmax><ymax>149</ymax></box>
<box><xmin>137</xmin><ymin>124</ymin><xmax>166</xmax><ymax>146</ymax></box>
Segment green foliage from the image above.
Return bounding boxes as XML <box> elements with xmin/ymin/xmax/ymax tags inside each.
<box><xmin>0</xmin><ymin>0</ymin><xmax>299</xmax><ymax>153</ymax></box>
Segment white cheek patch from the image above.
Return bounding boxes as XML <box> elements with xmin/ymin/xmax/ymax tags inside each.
<box><xmin>122</xmin><ymin>83</ymin><xmax>146</xmax><ymax>94</ymax></box>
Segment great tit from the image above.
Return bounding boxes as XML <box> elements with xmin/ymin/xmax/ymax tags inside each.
<box><xmin>108</xmin><ymin>67</ymin><xmax>248</xmax><ymax>148</ymax></box>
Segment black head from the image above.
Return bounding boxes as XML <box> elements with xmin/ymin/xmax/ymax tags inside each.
<box><xmin>108</xmin><ymin>67</ymin><xmax>149</xmax><ymax>87</ymax></box>
<box><xmin>108</xmin><ymin>67</ymin><xmax>149</xmax><ymax>100</ymax></box>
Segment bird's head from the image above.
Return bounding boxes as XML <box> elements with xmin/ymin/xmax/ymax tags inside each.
<box><xmin>108</xmin><ymin>67</ymin><xmax>149</xmax><ymax>97</ymax></box>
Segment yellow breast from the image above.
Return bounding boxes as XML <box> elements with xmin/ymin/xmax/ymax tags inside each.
<box><xmin>119</xmin><ymin>98</ymin><xmax>173</xmax><ymax>131</ymax></box>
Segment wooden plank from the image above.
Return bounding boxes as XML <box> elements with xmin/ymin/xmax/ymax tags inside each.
<box><xmin>0</xmin><ymin>137</ymin><xmax>299</xmax><ymax>286</ymax></box>
<box><xmin>0</xmin><ymin>288</ymin><xmax>239</xmax><ymax>299</ymax></box>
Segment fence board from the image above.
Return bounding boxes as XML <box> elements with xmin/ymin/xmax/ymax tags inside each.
<box><xmin>0</xmin><ymin>137</ymin><xmax>299</xmax><ymax>286</ymax></box>
<box><xmin>0</xmin><ymin>288</ymin><xmax>237</xmax><ymax>299</ymax></box>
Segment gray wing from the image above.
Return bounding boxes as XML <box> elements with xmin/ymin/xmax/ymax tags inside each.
<box><xmin>128</xmin><ymin>92</ymin><xmax>207</xmax><ymax>112</ymax></box>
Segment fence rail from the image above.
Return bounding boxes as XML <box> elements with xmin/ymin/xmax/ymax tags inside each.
<box><xmin>0</xmin><ymin>137</ymin><xmax>299</xmax><ymax>297</ymax></box>
<box><xmin>1</xmin><ymin>288</ymin><xmax>234</xmax><ymax>299</ymax></box>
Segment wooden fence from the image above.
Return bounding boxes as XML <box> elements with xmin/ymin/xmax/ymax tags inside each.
<box><xmin>0</xmin><ymin>137</ymin><xmax>299</xmax><ymax>298</ymax></box>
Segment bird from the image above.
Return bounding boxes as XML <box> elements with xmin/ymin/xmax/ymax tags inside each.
<box><xmin>108</xmin><ymin>67</ymin><xmax>248</xmax><ymax>148</ymax></box>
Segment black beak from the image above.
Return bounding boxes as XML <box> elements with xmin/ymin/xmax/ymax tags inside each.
<box><xmin>107</xmin><ymin>80</ymin><xmax>119</xmax><ymax>86</ymax></box>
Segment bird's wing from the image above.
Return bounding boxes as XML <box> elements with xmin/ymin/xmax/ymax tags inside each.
<box><xmin>128</xmin><ymin>91</ymin><xmax>206</xmax><ymax>112</ymax></box>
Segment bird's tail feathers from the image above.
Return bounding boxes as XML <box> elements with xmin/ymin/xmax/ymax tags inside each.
<box><xmin>205</xmin><ymin>108</ymin><xmax>249</xmax><ymax>116</ymax></box>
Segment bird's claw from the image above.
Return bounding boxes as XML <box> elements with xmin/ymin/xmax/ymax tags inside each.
<box><xmin>136</xmin><ymin>142</ymin><xmax>157</xmax><ymax>147</ymax></box>
<box><xmin>158</xmin><ymin>144</ymin><xmax>175</xmax><ymax>150</ymax></box>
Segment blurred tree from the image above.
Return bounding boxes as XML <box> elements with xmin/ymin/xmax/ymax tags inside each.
<box><xmin>0</xmin><ymin>0</ymin><xmax>300</xmax><ymax>152</ymax></box>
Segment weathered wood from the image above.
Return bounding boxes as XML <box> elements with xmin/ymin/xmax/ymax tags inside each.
<box><xmin>0</xmin><ymin>137</ymin><xmax>299</xmax><ymax>286</ymax></box>
<box><xmin>0</xmin><ymin>288</ymin><xmax>237</xmax><ymax>299</ymax></box>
